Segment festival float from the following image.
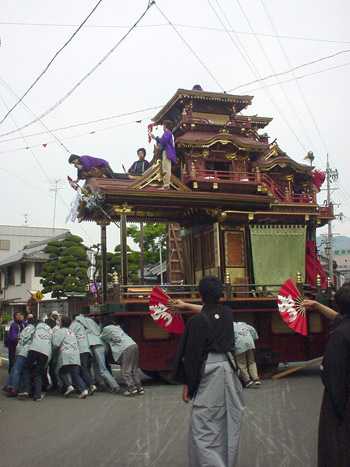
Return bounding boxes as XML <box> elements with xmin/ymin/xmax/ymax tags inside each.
<box><xmin>70</xmin><ymin>87</ymin><xmax>333</xmax><ymax>375</ymax></box>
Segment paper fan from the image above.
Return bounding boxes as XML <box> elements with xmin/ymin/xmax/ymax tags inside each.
<box><xmin>149</xmin><ymin>287</ymin><xmax>185</xmax><ymax>335</ymax></box>
<box><xmin>277</xmin><ymin>279</ymin><xmax>308</xmax><ymax>336</ymax></box>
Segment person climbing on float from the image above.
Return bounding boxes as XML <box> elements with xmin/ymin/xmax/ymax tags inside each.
<box><xmin>68</xmin><ymin>154</ymin><xmax>116</xmax><ymax>182</ymax></box>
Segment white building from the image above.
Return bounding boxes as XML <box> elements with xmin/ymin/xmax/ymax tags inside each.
<box><xmin>0</xmin><ymin>233</ymin><xmax>70</xmax><ymax>316</ymax></box>
<box><xmin>0</xmin><ymin>225</ymin><xmax>68</xmax><ymax>261</ymax></box>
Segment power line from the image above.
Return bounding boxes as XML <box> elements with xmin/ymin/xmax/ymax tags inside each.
<box><xmin>235</xmin><ymin>0</ymin><xmax>314</xmax><ymax>148</ymax></box>
<box><xmin>245</xmin><ymin>60</ymin><xmax>350</xmax><ymax>93</ymax></box>
<box><xmin>0</xmin><ymin>47</ymin><xmax>348</xmax><ymax>141</ymax></box>
<box><xmin>208</xmin><ymin>0</ymin><xmax>306</xmax><ymax>151</ymax></box>
<box><xmin>259</xmin><ymin>0</ymin><xmax>319</xmax><ymax>150</ymax></box>
<box><xmin>0</xmin><ymin>117</ymin><xmax>151</xmax><ymax>155</ymax></box>
<box><xmin>227</xmin><ymin>48</ymin><xmax>350</xmax><ymax>92</ymax></box>
<box><xmin>0</xmin><ymin>76</ymin><xmax>71</xmax><ymax>152</ymax></box>
<box><xmin>0</xmin><ymin>0</ymin><xmax>104</xmax><ymax>126</ymax></box>
<box><xmin>0</xmin><ymin>91</ymin><xmax>94</xmax><ymax>242</ymax></box>
<box><xmin>1</xmin><ymin>58</ymin><xmax>348</xmax><ymax>146</ymax></box>
<box><xmin>0</xmin><ymin>1</ymin><xmax>155</xmax><ymax>139</ymax></box>
<box><xmin>154</xmin><ymin>3</ymin><xmax>225</xmax><ymax>92</ymax></box>
<box><xmin>2</xmin><ymin>20</ymin><xmax>350</xmax><ymax>45</ymax></box>
<box><xmin>0</xmin><ymin>105</ymin><xmax>161</xmax><ymax>144</ymax></box>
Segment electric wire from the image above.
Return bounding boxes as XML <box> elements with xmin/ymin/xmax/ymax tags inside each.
<box><xmin>0</xmin><ymin>105</ymin><xmax>161</xmax><ymax>144</ymax></box>
<box><xmin>208</xmin><ymin>0</ymin><xmax>306</xmax><ymax>150</ymax></box>
<box><xmin>2</xmin><ymin>21</ymin><xmax>350</xmax><ymax>45</ymax></box>
<box><xmin>0</xmin><ymin>1</ymin><xmax>155</xmax><ymax>139</ymax></box>
<box><xmin>0</xmin><ymin>117</ymin><xmax>151</xmax><ymax>155</ymax></box>
<box><xmin>259</xmin><ymin>0</ymin><xmax>320</xmax><ymax>150</ymax></box>
<box><xmin>0</xmin><ymin>91</ymin><xmax>94</xmax><ymax>242</ymax></box>
<box><xmin>235</xmin><ymin>0</ymin><xmax>314</xmax><ymax>148</ymax></box>
<box><xmin>1</xmin><ymin>59</ymin><xmax>349</xmax><ymax>146</ymax></box>
<box><xmin>0</xmin><ymin>76</ymin><xmax>71</xmax><ymax>153</ymax></box>
<box><xmin>154</xmin><ymin>4</ymin><xmax>225</xmax><ymax>92</ymax></box>
<box><xmin>0</xmin><ymin>44</ymin><xmax>348</xmax><ymax>140</ymax></box>
<box><xmin>227</xmin><ymin>48</ymin><xmax>350</xmax><ymax>93</ymax></box>
<box><xmin>0</xmin><ymin>0</ymin><xmax>104</xmax><ymax>126</ymax></box>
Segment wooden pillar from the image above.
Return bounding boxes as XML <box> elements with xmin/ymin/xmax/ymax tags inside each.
<box><xmin>140</xmin><ymin>221</ymin><xmax>145</xmax><ymax>284</ymax></box>
<box><xmin>120</xmin><ymin>214</ymin><xmax>128</xmax><ymax>285</ymax></box>
<box><xmin>99</xmin><ymin>222</ymin><xmax>108</xmax><ymax>304</ymax></box>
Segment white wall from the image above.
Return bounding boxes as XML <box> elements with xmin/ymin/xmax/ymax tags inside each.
<box><xmin>0</xmin><ymin>225</ymin><xmax>68</xmax><ymax>260</ymax></box>
<box><xmin>0</xmin><ymin>262</ymin><xmax>49</xmax><ymax>303</ymax></box>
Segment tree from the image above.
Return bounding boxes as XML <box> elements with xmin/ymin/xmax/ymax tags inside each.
<box><xmin>127</xmin><ymin>223</ymin><xmax>167</xmax><ymax>265</ymax></box>
<box><xmin>41</xmin><ymin>234</ymin><xmax>90</xmax><ymax>298</ymax></box>
<box><xmin>95</xmin><ymin>245</ymin><xmax>140</xmax><ymax>284</ymax></box>
<box><xmin>93</xmin><ymin>223</ymin><xmax>167</xmax><ymax>285</ymax></box>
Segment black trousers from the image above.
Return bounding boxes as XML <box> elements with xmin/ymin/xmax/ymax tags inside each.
<box><xmin>23</xmin><ymin>350</ymin><xmax>48</xmax><ymax>398</ymax></box>
<box><xmin>59</xmin><ymin>365</ymin><xmax>87</xmax><ymax>392</ymax></box>
<box><xmin>80</xmin><ymin>352</ymin><xmax>93</xmax><ymax>387</ymax></box>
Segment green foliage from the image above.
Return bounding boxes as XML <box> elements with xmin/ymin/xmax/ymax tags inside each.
<box><xmin>0</xmin><ymin>311</ymin><xmax>12</xmax><ymax>324</ymax></box>
<box><xmin>41</xmin><ymin>233</ymin><xmax>90</xmax><ymax>298</ymax></box>
<box><xmin>94</xmin><ymin>223</ymin><xmax>167</xmax><ymax>284</ymax></box>
<box><xmin>127</xmin><ymin>223</ymin><xmax>167</xmax><ymax>265</ymax></box>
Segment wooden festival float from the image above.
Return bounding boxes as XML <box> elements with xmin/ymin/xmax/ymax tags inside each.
<box><xmin>74</xmin><ymin>88</ymin><xmax>334</xmax><ymax>375</ymax></box>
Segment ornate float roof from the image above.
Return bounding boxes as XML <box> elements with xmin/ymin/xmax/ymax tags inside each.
<box><xmin>257</xmin><ymin>142</ymin><xmax>312</xmax><ymax>174</ymax></box>
<box><xmin>176</xmin><ymin>130</ymin><xmax>269</xmax><ymax>151</ymax></box>
<box><xmin>152</xmin><ymin>88</ymin><xmax>254</xmax><ymax>124</ymax></box>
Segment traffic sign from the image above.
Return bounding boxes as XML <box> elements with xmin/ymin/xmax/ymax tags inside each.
<box><xmin>34</xmin><ymin>291</ymin><xmax>44</xmax><ymax>301</ymax></box>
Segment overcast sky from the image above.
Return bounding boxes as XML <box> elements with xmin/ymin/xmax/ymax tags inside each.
<box><xmin>1</xmin><ymin>0</ymin><xmax>349</xmax><ymax>249</ymax></box>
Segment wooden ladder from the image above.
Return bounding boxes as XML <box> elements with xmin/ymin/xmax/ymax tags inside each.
<box><xmin>167</xmin><ymin>224</ymin><xmax>185</xmax><ymax>284</ymax></box>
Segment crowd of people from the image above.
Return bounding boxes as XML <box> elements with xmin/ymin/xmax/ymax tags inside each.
<box><xmin>3</xmin><ymin>310</ymin><xmax>144</xmax><ymax>401</ymax></box>
<box><xmin>2</xmin><ymin>277</ymin><xmax>350</xmax><ymax>467</ymax></box>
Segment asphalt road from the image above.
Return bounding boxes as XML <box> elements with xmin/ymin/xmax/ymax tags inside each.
<box><xmin>0</xmin><ymin>368</ymin><xmax>322</xmax><ymax>467</ymax></box>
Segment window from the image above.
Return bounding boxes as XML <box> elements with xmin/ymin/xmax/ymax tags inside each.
<box><xmin>7</xmin><ymin>266</ymin><xmax>14</xmax><ymax>286</ymax></box>
<box><xmin>34</xmin><ymin>263</ymin><xmax>44</xmax><ymax>277</ymax></box>
<box><xmin>0</xmin><ymin>239</ymin><xmax>10</xmax><ymax>250</ymax></box>
<box><xmin>20</xmin><ymin>264</ymin><xmax>26</xmax><ymax>283</ymax></box>
<box><xmin>205</xmin><ymin>161</ymin><xmax>231</xmax><ymax>172</ymax></box>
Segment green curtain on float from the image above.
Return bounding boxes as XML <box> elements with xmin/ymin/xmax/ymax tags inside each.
<box><xmin>250</xmin><ymin>225</ymin><xmax>306</xmax><ymax>286</ymax></box>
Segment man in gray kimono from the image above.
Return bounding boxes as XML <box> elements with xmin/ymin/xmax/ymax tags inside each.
<box><xmin>19</xmin><ymin>319</ymin><xmax>55</xmax><ymax>401</ymax></box>
<box><xmin>101</xmin><ymin>317</ymin><xmax>144</xmax><ymax>396</ymax></box>
<box><xmin>70</xmin><ymin>315</ymin><xmax>95</xmax><ymax>394</ymax></box>
<box><xmin>52</xmin><ymin>316</ymin><xmax>88</xmax><ymax>398</ymax></box>
<box><xmin>74</xmin><ymin>312</ymin><xmax>120</xmax><ymax>393</ymax></box>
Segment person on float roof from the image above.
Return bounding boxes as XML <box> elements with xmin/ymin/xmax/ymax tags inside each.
<box><xmin>68</xmin><ymin>154</ymin><xmax>115</xmax><ymax>181</ymax></box>
<box><xmin>128</xmin><ymin>148</ymin><xmax>151</xmax><ymax>176</ymax></box>
<box><xmin>150</xmin><ymin>120</ymin><xmax>176</xmax><ymax>189</ymax></box>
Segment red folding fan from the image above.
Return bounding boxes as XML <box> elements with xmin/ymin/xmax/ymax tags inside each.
<box><xmin>149</xmin><ymin>286</ymin><xmax>185</xmax><ymax>335</ymax></box>
<box><xmin>277</xmin><ymin>279</ymin><xmax>308</xmax><ymax>336</ymax></box>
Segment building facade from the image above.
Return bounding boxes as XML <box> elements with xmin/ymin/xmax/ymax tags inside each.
<box><xmin>0</xmin><ymin>225</ymin><xmax>69</xmax><ymax>261</ymax></box>
<box><xmin>0</xmin><ymin>232</ymin><xmax>70</xmax><ymax>317</ymax></box>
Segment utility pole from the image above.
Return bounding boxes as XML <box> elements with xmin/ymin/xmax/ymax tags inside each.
<box><xmin>325</xmin><ymin>154</ymin><xmax>338</xmax><ymax>282</ymax></box>
<box><xmin>50</xmin><ymin>179</ymin><xmax>63</xmax><ymax>233</ymax></box>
